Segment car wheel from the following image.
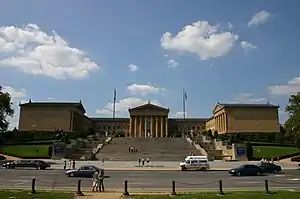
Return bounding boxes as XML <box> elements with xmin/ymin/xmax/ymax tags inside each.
<box><xmin>69</xmin><ymin>173</ymin><xmax>75</xmax><ymax>177</ymax></box>
<box><xmin>181</xmin><ymin>167</ymin><xmax>187</xmax><ymax>171</ymax></box>
<box><xmin>257</xmin><ymin>172</ymin><xmax>261</xmax><ymax>176</ymax></box>
<box><xmin>36</xmin><ymin>166</ymin><xmax>41</xmax><ymax>170</ymax></box>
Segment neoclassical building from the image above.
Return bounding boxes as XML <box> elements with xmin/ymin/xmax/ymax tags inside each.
<box><xmin>18</xmin><ymin>100</ymin><xmax>281</xmax><ymax>136</ymax></box>
<box><xmin>128</xmin><ymin>101</ymin><xmax>169</xmax><ymax>137</ymax></box>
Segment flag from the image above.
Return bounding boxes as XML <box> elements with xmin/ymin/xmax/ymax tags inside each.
<box><xmin>183</xmin><ymin>89</ymin><xmax>187</xmax><ymax>101</ymax></box>
<box><xmin>113</xmin><ymin>88</ymin><xmax>117</xmax><ymax>102</ymax></box>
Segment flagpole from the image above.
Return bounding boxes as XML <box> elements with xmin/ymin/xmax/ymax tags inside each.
<box><xmin>182</xmin><ymin>88</ymin><xmax>186</xmax><ymax>137</ymax></box>
<box><xmin>112</xmin><ymin>88</ymin><xmax>116</xmax><ymax>137</ymax></box>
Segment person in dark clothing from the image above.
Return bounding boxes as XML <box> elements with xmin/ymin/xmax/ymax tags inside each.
<box><xmin>98</xmin><ymin>169</ymin><xmax>105</xmax><ymax>192</ymax></box>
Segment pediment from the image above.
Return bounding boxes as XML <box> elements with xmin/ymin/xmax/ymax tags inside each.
<box><xmin>129</xmin><ymin>103</ymin><xmax>169</xmax><ymax>112</ymax></box>
<box><xmin>212</xmin><ymin>104</ymin><xmax>224</xmax><ymax>114</ymax></box>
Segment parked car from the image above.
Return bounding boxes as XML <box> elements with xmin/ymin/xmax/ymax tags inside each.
<box><xmin>2</xmin><ymin>160</ymin><xmax>50</xmax><ymax>170</ymax></box>
<box><xmin>229</xmin><ymin>164</ymin><xmax>264</xmax><ymax>176</ymax></box>
<box><xmin>257</xmin><ymin>162</ymin><xmax>282</xmax><ymax>173</ymax></box>
<box><xmin>0</xmin><ymin>155</ymin><xmax>6</xmax><ymax>160</ymax></box>
<box><xmin>66</xmin><ymin>165</ymin><xmax>101</xmax><ymax>177</ymax></box>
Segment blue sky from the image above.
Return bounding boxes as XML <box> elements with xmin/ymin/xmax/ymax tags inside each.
<box><xmin>1</xmin><ymin>0</ymin><xmax>300</xmax><ymax>128</ymax></box>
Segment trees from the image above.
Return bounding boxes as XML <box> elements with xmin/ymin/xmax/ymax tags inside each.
<box><xmin>284</xmin><ymin>92</ymin><xmax>300</xmax><ymax>139</ymax></box>
<box><xmin>0</xmin><ymin>86</ymin><xmax>14</xmax><ymax>133</ymax></box>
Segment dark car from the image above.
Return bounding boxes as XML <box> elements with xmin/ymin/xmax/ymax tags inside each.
<box><xmin>257</xmin><ymin>162</ymin><xmax>282</xmax><ymax>173</ymax></box>
<box><xmin>229</xmin><ymin>164</ymin><xmax>264</xmax><ymax>176</ymax></box>
<box><xmin>0</xmin><ymin>155</ymin><xmax>6</xmax><ymax>160</ymax></box>
<box><xmin>2</xmin><ymin>160</ymin><xmax>50</xmax><ymax>170</ymax></box>
<box><xmin>66</xmin><ymin>165</ymin><xmax>101</xmax><ymax>177</ymax></box>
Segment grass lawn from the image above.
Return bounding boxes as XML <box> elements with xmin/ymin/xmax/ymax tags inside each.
<box><xmin>1</xmin><ymin>145</ymin><xmax>50</xmax><ymax>158</ymax></box>
<box><xmin>133</xmin><ymin>191</ymin><xmax>300</xmax><ymax>199</ymax></box>
<box><xmin>0</xmin><ymin>190</ymin><xmax>73</xmax><ymax>199</ymax></box>
<box><xmin>253</xmin><ymin>146</ymin><xmax>300</xmax><ymax>158</ymax></box>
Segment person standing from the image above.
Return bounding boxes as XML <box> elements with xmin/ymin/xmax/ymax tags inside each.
<box><xmin>63</xmin><ymin>160</ymin><xmax>67</xmax><ymax>170</ymax></box>
<box><xmin>92</xmin><ymin>170</ymin><xmax>99</xmax><ymax>192</ymax></box>
<box><xmin>68</xmin><ymin>159</ymin><xmax>72</xmax><ymax>169</ymax></box>
<box><xmin>72</xmin><ymin>160</ymin><xmax>76</xmax><ymax>169</ymax></box>
<box><xmin>102</xmin><ymin>158</ymin><xmax>104</xmax><ymax>166</ymax></box>
<box><xmin>98</xmin><ymin>169</ymin><xmax>105</xmax><ymax>192</ymax></box>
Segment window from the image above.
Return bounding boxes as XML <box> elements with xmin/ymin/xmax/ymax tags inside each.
<box><xmin>191</xmin><ymin>160</ymin><xmax>198</xmax><ymax>164</ymax></box>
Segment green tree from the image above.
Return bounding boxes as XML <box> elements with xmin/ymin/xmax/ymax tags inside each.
<box><xmin>284</xmin><ymin>93</ymin><xmax>300</xmax><ymax>139</ymax></box>
<box><xmin>295</xmin><ymin>136</ymin><xmax>300</xmax><ymax>149</ymax></box>
<box><xmin>0</xmin><ymin>86</ymin><xmax>14</xmax><ymax>133</ymax></box>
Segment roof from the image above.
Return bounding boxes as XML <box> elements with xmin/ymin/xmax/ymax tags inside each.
<box><xmin>129</xmin><ymin>102</ymin><xmax>169</xmax><ymax>113</ymax></box>
<box><xmin>91</xmin><ymin>118</ymin><xmax>130</xmax><ymax>122</ymax></box>
<box><xmin>20</xmin><ymin>101</ymin><xmax>86</xmax><ymax>113</ymax></box>
<box><xmin>168</xmin><ymin>118</ymin><xmax>208</xmax><ymax>123</ymax></box>
<box><xmin>213</xmin><ymin>103</ymin><xmax>279</xmax><ymax>114</ymax></box>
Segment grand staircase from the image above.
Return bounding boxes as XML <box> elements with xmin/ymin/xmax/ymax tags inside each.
<box><xmin>96</xmin><ymin>137</ymin><xmax>202</xmax><ymax>161</ymax></box>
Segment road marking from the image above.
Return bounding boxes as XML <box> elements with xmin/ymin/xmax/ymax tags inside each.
<box><xmin>287</xmin><ymin>178</ymin><xmax>300</xmax><ymax>181</ymax></box>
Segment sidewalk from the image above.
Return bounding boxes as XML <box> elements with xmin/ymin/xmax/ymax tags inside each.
<box><xmin>75</xmin><ymin>192</ymin><xmax>121</xmax><ymax>199</ymax></box>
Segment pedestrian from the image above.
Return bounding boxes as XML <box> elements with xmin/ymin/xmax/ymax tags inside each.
<box><xmin>146</xmin><ymin>158</ymin><xmax>150</xmax><ymax>165</ymax></box>
<box><xmin>102</xmin><ymin>158</ymin><xmax>104</xmax><ymax>166</ymax></box>
<box><xmin>63</xmin><ymin>160</ymin><xmax>66</xmax><ymax>170</ymax></box>
<box><xmin>98</xmin><ymin>169</ymin><xmax>105</xmax><ymax>192</ymax></box>
<box><xmin>138</xmin><ymin>158</ymin><xmax>141</xmax><ymax>166</ymax></box>
<box><xmin>68</xmin><ymin>159</ymin><xmax>72</xmax><ymax>169</ymax></box>
<box><xmin>72</xmin><ymin>160</ymin><xmax>76</xmax><ymax>169</ymax></box>
<box><xmin>142</xmin><ymin>158</ymin><xmax>145</xmax><ymax>166</ymax></box>
<box><xmin>92</xmin><ymin>170</ymin><xmax>99</xmax><ymax>192</ymax></box>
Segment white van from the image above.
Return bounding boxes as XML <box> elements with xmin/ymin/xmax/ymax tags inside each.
<box><xmin>179</xmin><ymin>156</ymin><xmax>210</xmax><ymax>171</ymax></box>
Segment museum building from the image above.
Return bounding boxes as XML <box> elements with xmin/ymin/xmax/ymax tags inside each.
<box><xmin>18</xmin><ymin>100</ymin><xmax>281</xmax><ymax>136</ymax></box>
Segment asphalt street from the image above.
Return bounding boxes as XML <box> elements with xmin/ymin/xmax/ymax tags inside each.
<box><xmin>0</xmin><ymin>169</ymin><xmax>300</xmax><ymax>192</ymax></box>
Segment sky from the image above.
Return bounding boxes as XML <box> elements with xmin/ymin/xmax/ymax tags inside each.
<box><xmin>1</xmin><ymin>0</ymin><xmax>300</xmax><ymax>129</ymax></box>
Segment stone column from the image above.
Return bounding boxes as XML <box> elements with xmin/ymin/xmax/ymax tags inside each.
<box><xmin>139</xmin><ymin>116</ymin><xmax>142</xmax><ymax>137</ymax></box>
<box><xmin>144</xmin><ymin>116</ymin><xmax>148</xmax><ymax>137</ymax></box>
<box><xmin>134</xmin><ymin>116</ymin><xmax>137</xmax><ymax>137</ymax></box>
<box><xmin>160</xmin><ymin>116</ymin><xmax>164</xmax><ymax>137</ymax></box>
<box><xmin>156</xmin><ymin>116</ymin><xmax>159</xmax><ymax>137</ymax></box>
<box><xmin>150</xmin><ymin>116</ymin><xmax>153</xmax><ymax>137</ymax></box>
<box><xmin>129</xmin><ymin>117</ymin><xmax>132</xmax><ymax>137</ymax></box>
<box><xmin>224</xmin><ymin>112</ymin><xmax>227</xmax><ymax>133</ymax></box>
<box><xmin>165</xmin><ymin>116</ymin><xmax>168</xmax><ymax>137</ymax></box>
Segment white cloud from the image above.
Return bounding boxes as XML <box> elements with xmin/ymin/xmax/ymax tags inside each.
<box><xmin>167</xmin><ymin>59</ymin><xmax>179</xmax><ymax>68</ymax></box>
<box><xmin>171</xmin><ymin>111</ymin><xmax>191</xmax><ymax>118</ymax></box>
<box><xmin>248</xmin><ymin>10</ymin><xmax>273</xmax><ymax>27</ymax></box>
<box><xmin>96</xmin><ymin>97</ymin><xmax>162</xmax><ymax>117</ymax></box>
<box><xmin>161</xmin><ymin>20</ymin><xmax>239</xmax><ymax>60</ymax></box>
<box><xmin>0</xmin><ymin>24</ymin><xmax>100</xmax><ymax>79</ymax></box>
<box><xmin>268</xmin><ymin>76</ymin><xmax>300</xmax><ymax>95</ymax></box>
<box><xmin>241</xmin><ymin>41</ymin><xmax>257</xmax><ymax>52</ymax></box>
<box><xmin>228</xmin><ymin>22</ymin><xmax>233</xmax><ymax>29</ymax></box>
<box><xmin>228</xmin><ymin>93</ymin><xmax>267</xmax><ymax>104</ymax></box>
<box><xmin>128</xmin><ymin>64</ymin><xmax>138</xmax><ymax>72</ymax></box>
<box><xmin>2</xmin><ymin>85</ymin><xmax>28</xmax><ymax>129</ymax></box>
<box><xmin>47</xmin><ymin>97</ymin><xmax>56</xmax><ymax>100</ymax></box>
<box><xmin>127</xmin><ymin>83</ymin><xmax>166</xmax><ymax>95</ymax></box>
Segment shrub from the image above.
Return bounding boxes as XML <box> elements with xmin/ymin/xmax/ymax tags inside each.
<box><xmin>295</xmin><ymin>136</ymin><xmax>300</xmax><ymax>149</ymax></box>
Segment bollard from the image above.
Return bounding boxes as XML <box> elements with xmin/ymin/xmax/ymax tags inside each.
<box><xmin>264</xmin><ymin>180</ymin><xmax>270</xmax><ymax>194</ymax></box>
<box><xmin>76</xmin><ymin>179</ymin><xmax>84</xmax><ymax>196</ymax></box>
<box><xmin>31</xmin><ymin>178</ymin><xmax>36</xmax><ymax>194</ymax></box>
<box><xmin>219</xmin><ymin>180</ymin><xmax>224</xmax><ymax>195</ymax></box>
<box><xmin>123</xmin><ymin>180</ymin><xmax>130</xmax><ymax>196</ymax></box>
<box><xmin>170</xmin><ymin>181</ymin><xmax>176</xmax><ymax>195</ymax></box>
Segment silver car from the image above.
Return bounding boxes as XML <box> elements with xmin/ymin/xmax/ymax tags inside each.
<box><xmin>66</xmin><ymin>165</ymin><xmax>100</xmax><ymax>177</ymax></box>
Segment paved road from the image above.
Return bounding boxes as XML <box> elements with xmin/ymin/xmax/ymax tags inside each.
<box><xmin>0</xmin><ymin>169</ymin><xmax>300</xmax><ymax>192</ymax></box>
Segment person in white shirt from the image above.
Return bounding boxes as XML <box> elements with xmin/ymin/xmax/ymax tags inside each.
<box><xmin>92</xmin><ymin>170</ymin><xmax>99</xmax><ymax>192</ymax></box>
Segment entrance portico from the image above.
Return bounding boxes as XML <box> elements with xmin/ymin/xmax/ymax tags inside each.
<box><xmin>128</xmin><ymin>101</ymin><xmax>169</xmax><ymax>137</ymax></box>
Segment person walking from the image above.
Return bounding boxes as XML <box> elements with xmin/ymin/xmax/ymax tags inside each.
<box><xmin>63</xmin><ymin>160</ymin><xmax>66</xmax><ymax>170</ymax></box>
<box><xmin>101</xmin><ymin>158</ymin><xmax>104</xmax><ymax>166</ymax></box>
<box><xmin>72</xmin><ymin>160</ymin><xmax>76</xmax><ymax>169</ymax></box>
<box><xmin>98</xmin><ymin>169</ymin><xmax>105</xmax><ymax>192</ymax></box>
<box><xmin>92</xmin><ymin>170</ymin><xmax>99</xmax><ymax>192</ymax></box>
